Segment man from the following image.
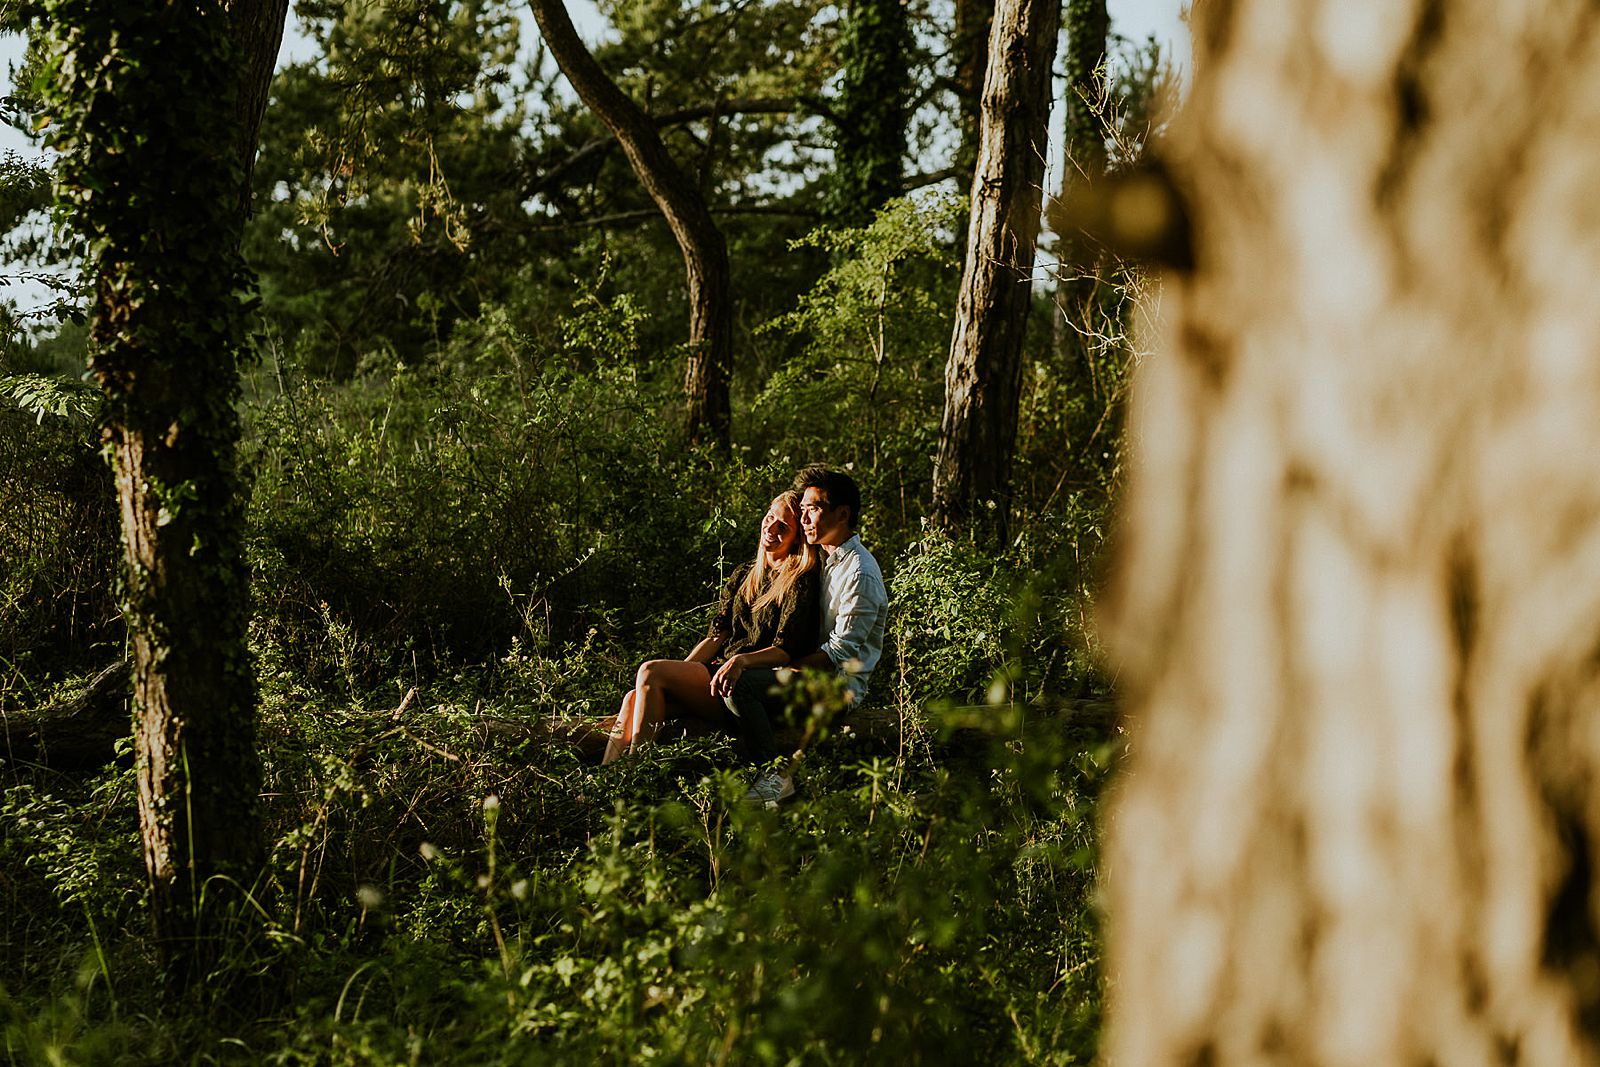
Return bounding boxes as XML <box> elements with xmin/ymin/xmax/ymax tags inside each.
<box><xmin>730</xmin><ymin>465</ymin><xmax>889</xmax><ymax>804</ymax></box>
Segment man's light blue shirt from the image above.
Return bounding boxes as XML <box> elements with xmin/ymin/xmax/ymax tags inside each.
<box><xmin>818</xmin><ymin>533</ymin><xmax>888</xmax><ymax>703</ymax></box>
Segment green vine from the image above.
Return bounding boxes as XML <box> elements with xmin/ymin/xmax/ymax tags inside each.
<box><xmin>36</xmin><ymin>0</ymin><xmax>255</xmax><ymax>422</ymax></box>
<box><xmin>825</xmin><ymin>0</ymin><xmax>913</xmax><ymax>227</ymax></box>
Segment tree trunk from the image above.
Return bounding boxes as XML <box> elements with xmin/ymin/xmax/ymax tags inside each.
<box><xmin>826</xmin><ymin>0</ymin><xmax>913</xmax><ymax>226</ymax></box>
<box><xmin>1104</xmin><ymin>1</ymin><xmax>1600</xmax><ymax>1063</ymax></box>
<box><xmin>1051</xmin><ymin>0</ymin><xmax>1108</xmax><ymax>357</ymax></box>
<box><xmin>529</xmin><ymin>0</ymin><xmax>733</xmax><ymax>448</ymax></box>
<box><xmin>952</xmin><ymin>0</ymin><xmax>995</xmax><ymax>184</ymax></box>
<box><xmin>1061</xmin><ymin>0</ymin><xmax>1108</xmax><ymax>178</ymax></box>
<box><xmin>931</xmin><ymin>0</ymin><xmax>1060</xmax><ymax>538</ymax></box>
<box><xmin>43</xmin><ymin>0</ymin><xmax>287</xmax><ymax>980</ymax></box>
<box><xmin>231</xmin><ymin>0</ymin><xmax>290</xmax><ymax>223</ymax></box>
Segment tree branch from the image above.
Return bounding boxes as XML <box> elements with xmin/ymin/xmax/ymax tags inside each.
<box><xmin>902</xmin><ymin>165</ymin><xmax>963</xmax><ymax>192</ymax></box>
<box><xmin>531</xmin><ymin>202</ymin><xmax>819</xmax><ymax>232</ymax></box>
<box><xmin>527</xmin><ymin>0</ymin><xmax>735</xmax><ymax>444</ymax></box>
<box><xmin>523</xmin><ymin>96</ymin><xmax>801</xmax><ymax>199</ymax></box>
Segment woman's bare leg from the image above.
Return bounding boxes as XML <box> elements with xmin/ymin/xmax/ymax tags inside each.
<box><xmin>601</xmin><ymin>690</ymin><xmax>637</xmax><ymax>765</ymax></box>
<box><xmin>627</xmin><ymin>660</ymin><xmax>725</xmax><ymax>756</ymax></box>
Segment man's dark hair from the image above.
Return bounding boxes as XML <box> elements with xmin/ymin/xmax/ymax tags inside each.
<box><xmin>793</xmin><ymin>465</ymin><xmax>862</xmax><ymax>529</ymax></box>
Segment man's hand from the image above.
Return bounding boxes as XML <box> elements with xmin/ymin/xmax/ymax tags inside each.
<box><xmin>710</xmin><ymin>655</ymin><xmax>745</xmax><ymax>698</ymax></box>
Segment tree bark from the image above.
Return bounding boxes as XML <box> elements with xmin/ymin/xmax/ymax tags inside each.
<box><xmin>529</xmin><ymin>0</ymin><xmax>734</xmax><ymax>447</ymax></box>
<box><xmin>931</xmin><ymin>0</ymin><xmax>1060</xmax><ymax>538</ymax></box>
<box><xmin>43</xmin><ymin>0</ymin><xmax>287</xmax><ymax>980</ymax></box>
<box><xmin>1061</xmin><ymin>0</ymin><xmax>1109</xmax><ymax>179</ymax></box>
<box><xmin>231</xmin><ymin>0</ymin><xmax>290</xmax><ymax>223</ymax></box>
<box><xmin>1104</xmin><ymin>0</ymin><xmax>1600</xmax><ymax>1063</ymax></box>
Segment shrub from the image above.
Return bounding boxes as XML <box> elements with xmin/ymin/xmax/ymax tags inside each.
<box><xmin>0</xmin><ymin>355</ymin><xmax>119</xmax><ymax>693</ymax></box>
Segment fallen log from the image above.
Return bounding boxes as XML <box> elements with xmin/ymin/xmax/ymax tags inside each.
<box><xmin>0</xmin><ymin>660</ymin><xmax>131</xmax><ymax>771</ymax></box>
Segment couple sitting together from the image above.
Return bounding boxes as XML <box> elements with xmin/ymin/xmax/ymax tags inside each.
<box><xmin>603</xmin><ymin>465</ymin><xmax>888</xmax><ymax>804</ymax></box>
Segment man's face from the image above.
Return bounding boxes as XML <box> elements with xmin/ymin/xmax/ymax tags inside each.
<box><xmin>800</xmin><ymin>487</ymin><xmax>850</xmax><ymax>547</ymax></box>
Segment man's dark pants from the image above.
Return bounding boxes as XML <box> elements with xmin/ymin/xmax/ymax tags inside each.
<box><xmin>726</xmin><ymin>667</ymin><xmax>784</xmax><ymax>765</ymax></box>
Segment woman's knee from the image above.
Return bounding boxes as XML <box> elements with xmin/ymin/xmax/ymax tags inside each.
<box><xmin>636</xmin><ymin>659</ymin><xmax>669</xmax><ymax>687</ymax></box>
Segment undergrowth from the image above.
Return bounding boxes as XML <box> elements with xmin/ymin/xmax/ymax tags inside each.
<box><xmin>2</xmin><ymin>666</ymin><xmax>1113</xmax><ymax>1065</ymax></box>
<box><xmin>0</xmin><ymin>193</ymin><xmax>1132</xmax><ymax>1064</ymax></box>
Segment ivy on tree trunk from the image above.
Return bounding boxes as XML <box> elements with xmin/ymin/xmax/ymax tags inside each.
<box><xmin>825</xmin><ymin>0</ymin><xmax>913</xmax><ymax>227</ymax></box>
<box><xmin>38</xmin><ymin>0</ymin><xmax>287</xmax><ymax>982</ymax></box>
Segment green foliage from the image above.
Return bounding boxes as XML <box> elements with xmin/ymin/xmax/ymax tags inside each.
<box><xmin>2</xmin><ymin>664</ymin><xmax>1110</xmax><ymax>1064</ymax></box>
<box><xmin>0</xmin><ymin>149</ymin><xmax>48</xmax><ymax>232</ymax></box>
<box><xmin>1</xmin><ymin>763</ymin><xmax>141</xmax><ymax>931</ymax></box>
<box><xmin>824</xmin><ymin>0</ymin><xmax>913</xmax><ymax>226</ymax></box>
<box><xmin>0</xmin><ymin>0</ymin><xmax>1171</xmax><ymax>1053</ymax></box>
<box><xmin>0</xmin><ymin>385</ymin><xmax>117</xmax><ymax>692</ymax></box>
<box><xmin>889</xmin><ymin>518</ymin><xmax>1108</xmax><ymax>711</ymax></box>
<box><xmin>754</xmin><ymin>194</ymin><xmax>959</xmax><ymax>543</ymax></box>
<box><xmin>2</xmin><ymin>59</ymin><xmax>88</xmax><ymax>325</ymax></box>
<box><xmin>249</xmin><ymin>0</ymin><xmax>529</xmax><ymax>376</ymax></box>
<box><xmin>890</xmin><ymin>532</ymin><xmax>1014</xmax><ymax>706</ymax></box>
<box><xmin>244</xmin><ymin>273</ymin><xmax>786</xmax><ymax>685</ymax></box>
<box><xmin>0</xmin><ymin>371</ymin><xmax>96</xmax><ymax>423</ymax></box>
<box><xmin>594</xmin><ymin>0</ymin><xmax>835</xmax><ymax>105</ymax></box>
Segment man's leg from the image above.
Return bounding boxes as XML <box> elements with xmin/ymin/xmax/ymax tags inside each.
<box><xmin>725</xmin><ymin>667</ymin><xmax>784</xmax><ymax>766</ymax></box>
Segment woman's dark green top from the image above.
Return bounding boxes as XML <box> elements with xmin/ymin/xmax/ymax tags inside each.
<box><xmin>706</xmin><ymin>561</ymin><xmax>821</xmax><ymax>660</ymax></box>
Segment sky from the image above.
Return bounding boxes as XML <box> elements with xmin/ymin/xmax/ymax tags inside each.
<box><xmin>0</xmin><ymin>1</ymin><xmax>1189</xmax><ymax>307</ymax></box>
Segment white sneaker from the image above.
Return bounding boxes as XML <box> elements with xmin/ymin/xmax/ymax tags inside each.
<box><xmin>743</xmin><ymin>770</ymin><xmax>794</xmax><ymax>806</ymax></box>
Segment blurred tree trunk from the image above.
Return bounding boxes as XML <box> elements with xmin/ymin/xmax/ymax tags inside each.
<box><xmin>931</xmin><ymin>0</ymin><xmax>1060</xmax><ymax>538</ymax></box>
<box><xmin>529</xmin><ymin>0</ymin><xmax>733</xmax><ymax>447</ymax></box>
<box><xmin>1105</xmin><ymin>0</ymin><xmax>1600</xmax><ymax>1063</ymax></box>
<box><xmin>825</xmin><ymin>0</ymin><xmax>913</xmax><ymax>226</ymax></box>
<box><xmin>41</xmin><ymin>0</ymin><xmax>287</xmax><ymax>981</ymax></box>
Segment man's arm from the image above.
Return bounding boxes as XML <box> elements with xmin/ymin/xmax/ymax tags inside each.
<box><xmin>790</xmin><ymin>649</ymin><xmax>833</xmax><ymax>671</ymax></box>
<box><xmin>817</xmin><ymin>569</ymin><xmax>888</xmax><ymax>674</ymax></box>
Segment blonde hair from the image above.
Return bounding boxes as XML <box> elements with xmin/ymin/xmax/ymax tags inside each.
<box><xmin>739</xmin><ymin>490</ymin><xmax>820</xmax><ymax>613</ymax></box>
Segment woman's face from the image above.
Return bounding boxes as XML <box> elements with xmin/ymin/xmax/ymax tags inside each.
<box><xmin>760</xmin><ymin>503</ymin><xmax>798</xmax><ymax>561</ymax></box>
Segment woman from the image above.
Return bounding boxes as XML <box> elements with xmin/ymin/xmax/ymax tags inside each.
<box><xmin>603</xmin><ymin>490</ymin><xmax>822</xmax><ymax>763</ymax></box>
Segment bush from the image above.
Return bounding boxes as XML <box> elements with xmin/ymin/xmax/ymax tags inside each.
<box><xmin>0</xmin><ymin>350</ymin><xmax>119</xmax><ymax>695</ymax></box>
<box><xmin>243</xmin><ymin>284</ymin><xmax>785</xmax><ymax>688</ymax></box>
<box><xmin>888</xmin><ymin>522</ymin><xmax>1109</xmax><ymax>712</ymax></box>
<box><xmin>2</xmin><ymin>664</ymin><xmax>1110</xmax><ymax>1065</ymax></box>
